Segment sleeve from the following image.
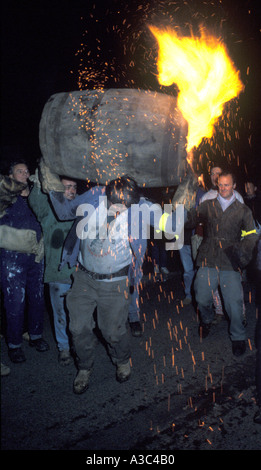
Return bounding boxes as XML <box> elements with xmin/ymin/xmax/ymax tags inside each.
<box><xmin>239</xmin><ymin>206</ymin><xmax>259</xmax><ymax>267</ymax></box>
<box><xmin>49</xmin><ymin>186</ymin><xmax>104</xmax><ymax>221</ymax></box>
<box><xmin>129</xmin><ymin>197</ymin><xmax>187</xmax><ymax>242</ymax></box>
<box><xmin>28</xmin><ymin>184</ymin><xmax>50</xmax><ymax>222</ymax></box>
<box><xmin>224</xmin><ymin>206</ymin><xmax>258</xmax><ymax>270</ymax></box>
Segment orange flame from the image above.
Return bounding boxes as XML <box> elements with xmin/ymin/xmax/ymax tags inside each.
<box><xmin>150</xmin><ymin>26</ymin><xmax>244</xmax><ymax>152</ymax></box>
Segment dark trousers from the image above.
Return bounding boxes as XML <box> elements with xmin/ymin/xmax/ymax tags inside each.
<box><xmin>194</xmin><ymin>267</ymin><xmax>246</xmax><ymax>341</ymax></box>
<box><xmin>66</xmin><ymin>269</ymin><xmax>131</xmax><ymax>370</ymax></box>
<box><xmin>0</xmin><ymin>251</ymin><xmax>45</xmax><ymax>347</ymax></box>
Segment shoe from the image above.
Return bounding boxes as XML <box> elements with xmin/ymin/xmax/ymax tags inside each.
<box><xmin>212</xmin><ymin>314</ymin><xmax>224</xmax><ymax>325</ymax></box>
<box><xmin>198</xmin><ymin>321</ymin><xmax>211</xmax><ymax>338</ymax></box>
<box><xmin>254</xmin><ymin>407</ymin><xmax>261</xmax><ymax>424</ymax></box>
<box><xmin>160</xmin><ymin>267</ymin><xmax>169</xmax><ymax>275</ymax></box>
<box><xmin>116</xmin><ymin>361</ymin><xmax>131</xmax><ymax>383</ymax></box>
<box><xmin>183</xmin><ymin>296</ymin><xmax>192</xmax><ymax>305</ymax></box>
<box><xmin>29</xmin><ymin>338</ymin><xmax>49</xmax><ymax>352</ymax></box>
<box><xmin>8</xmin><ymin>347</ymin><xmax>26</xmax><ymax>363</ymax></box>
<box><xmin>58</xmin><ymin>350</ymin><xmax>72</xmax><ymax>366</ymax></box>
<box><xmin>1</xmin><ymin>363</ymin><xmax>11</xmax><ymax>376</ymax></box>
<box><xmin>130</xmin><ymin>321</ymin><xmax>142</xmax><ymax>337</ymax></box>
<box><xmin>22</xmin><ymin>331</ymin><xmax>30</xmax><ymax>341</ymax></box>
<box><xmin>232</xmin><ymin>340</ymin><xmax>246</xmax><ymax>357</ymax></box>
<box><xmin>73</xmin><ymin>369</ymin><xmax>91</xmax><ymax>394</ymax></box>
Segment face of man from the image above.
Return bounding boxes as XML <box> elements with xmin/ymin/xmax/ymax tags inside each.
<box><xmin>218</xmin><ymin>174</ymin><xmax>235</xmax><ymax>200</ymax></box>
<box><xmin>10</xmin><ymin>163</ymin><xmax>30</xmax><ymax>184</ymax></box>
<box><xmin>210</xmin><ymin>167</ymin><xmax>222</xmax><ymax>188</ymax></box>
<box><xmin>61</xmin><ymin>179</ymin><xmax>77</xmax><ymax>200</ymax></box>
<box><xmin>245</xmin><ymin>182</ymin><xmax>256</xmax><ymax>198</ymax></box>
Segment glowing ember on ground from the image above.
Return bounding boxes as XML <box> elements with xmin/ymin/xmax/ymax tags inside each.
<box><xmin>149</xmin><ymin>26</ymin><xmax>244</xmax><ymax>153</ymax></box>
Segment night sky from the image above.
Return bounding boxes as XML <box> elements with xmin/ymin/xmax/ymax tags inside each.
<box><xmin>1</xmin><ymin>0</ymin><xmax>260</xmax><ymax>188</ymax></box>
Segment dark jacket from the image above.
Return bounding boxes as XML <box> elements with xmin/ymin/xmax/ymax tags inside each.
<box><xmin>187</xmin><ymin>197</ymin><xmax>258</xmax><ymax>271</ymax></box>
<box><xmin>244</xmin><ymin>192</ymin><xmax>261</xmax><ymax>226</ymax></box>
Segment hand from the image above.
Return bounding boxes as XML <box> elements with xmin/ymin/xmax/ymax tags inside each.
<box><xmin>171</xmin><ymin>173</ymin><xmax>198</xmax><ymax>212</ymax></box>
<box><xmin>38</xmin><ymin>159</ymin><xmax>64</xmax><ymax>193</ymax></box>
<box><xmin>29</xmin><ymin>169</ymin><xmax>41</xmax><ymax>188</ymax></box>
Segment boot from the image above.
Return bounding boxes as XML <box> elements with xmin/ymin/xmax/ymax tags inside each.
<box><xmin>129</xmin><ymin>321</ymin><xmax>142</xmax><ymax>337</ymax></box>
<box><xmin>8</xmin><ymin>347</ymin><xmax>26</xmax><ymax>363</ymax></box>
<box><xmin>232</xmin><ymin>340</ymin><xmax>246</xmax><ymax>357</ymax></box>
<box><xmin>29</xmin><ymin>337</ymin><xmax>49</xmax><ymax>352</ymax></box>
<box><xmin>73</xmin><ymin>369</ymin><xmax>92</xmax><ymax>394</ymax></box>
<box><xmin>58</xmin><ymin>350</ymin><xmax>72</xmax><ymax>366</ymax></box>
<box><xmin>198</xmin><ymin>321</ymin><xmax>211</xmax><ymax>338</ymax></box>
<box><xmin>116</xmin><ymin>361</ymin><xmax>131</xmax><ymax>383</ymax></box>
<box><xmin>1</xmin><ymin>363</ymin><xmax>11</xmax><ymax>376</ymax></box>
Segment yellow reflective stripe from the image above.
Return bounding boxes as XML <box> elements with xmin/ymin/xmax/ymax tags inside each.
<box><xmin>155</xmin><ymin>212</ymin><xmax>179</xmax><ymax>239</ymax></box>
<box><xmin>155</xmin><ymin>212</ymin><xmax>170</xmax><ymax>233</ymax></box>
<box><xmin>241</xmin><ymin>229</ymin><xmax>257</xmax><ymax>237</ymax></box>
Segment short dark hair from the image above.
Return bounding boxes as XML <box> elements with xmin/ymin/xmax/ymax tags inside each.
<box><xmin>8</xmin><ymin>160</ymin><xmax>28</xmax><ymax>175</ymax></box>
<box><xmin>106</xmin><ymin>175</ymin><xmax>140</xmax><ymax>208</ymax></box>
<box><xmin>219</xmin><ymin>171</ymin><xmax>236</xmax><ymax>185</ymax></box>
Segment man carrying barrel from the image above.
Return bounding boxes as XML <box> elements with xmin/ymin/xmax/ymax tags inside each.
<box><xmin>40</xmin><ymin>161</ymin><xmax>184</xmax><ymax>394</ymax></box>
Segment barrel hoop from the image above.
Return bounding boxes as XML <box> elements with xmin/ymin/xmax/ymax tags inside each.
<box><xmin>160</xmin><ymin>100</ymin><xmax>176</xmax><ymax>186</ymax></box>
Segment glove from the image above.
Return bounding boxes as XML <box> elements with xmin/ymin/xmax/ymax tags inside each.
<box><xmin>34</xmin><ymin>235</ymin><xmax>44</xmax><ymax>263</ymax></box>
<box><xmin>172</xmin><ymin>173</ymin><xmax>198</xmax><ymax>212</ymax></box>
<box><xmin>29</xmin><ymin>169</ymin><xmax>41</xmax><ymax>188</ymax></box>
<box><xmin>39</xmin><ymin>159</ymin><xmax>64</xmax><ymax>193</ymax></box>
<box><xmin>0</xmin><ymin>225</ymin><xmax>44</xmax><ymax>263</ymax></box>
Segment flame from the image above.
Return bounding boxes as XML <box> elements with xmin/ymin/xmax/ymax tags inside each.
<box><xmin>150</xmin><ymin>26</ymin><xmax>244</xmax><ymax>152</ymax></box>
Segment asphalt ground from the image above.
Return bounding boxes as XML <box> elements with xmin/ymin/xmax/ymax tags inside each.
<box><xmin>1</xmin><ymin>262</ymin><xmax>261</xmax><ymax>462</ymax></box>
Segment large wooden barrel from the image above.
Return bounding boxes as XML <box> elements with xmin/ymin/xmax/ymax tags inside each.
<box><xmin>39</xmin><ymin>89</ymin><xmax>188</xmax><ymax>187</ymax></box>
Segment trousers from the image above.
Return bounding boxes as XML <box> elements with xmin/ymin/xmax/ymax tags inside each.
<box><xmin>179</xmin><ymin>244</ymin><xmax>195</xmax><ymax>298</ymax></box>
<box><xmin>194</xmin><ymin>267</ymin><xmax>246</xmax><ymax>341</ymax></box>
<box><xmin>49</xmin><ymin>282</ymin><xmax>71</xmax><ymax>351</ymax></box>
<box><xmin>0</xmin><ymin>251</ymin><xmax>45</xmax><ymax>347</ymax></box>
<box><xmin>66</xmin><ymin>269</ymin><xmax>131</xmax><ymax>370</ymax></box>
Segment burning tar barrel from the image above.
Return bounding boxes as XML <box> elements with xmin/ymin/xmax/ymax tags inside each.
<box><xmin>39</xmin><ymin>89</ymin><xmax>188</xmax><ymax>187</ymax></box>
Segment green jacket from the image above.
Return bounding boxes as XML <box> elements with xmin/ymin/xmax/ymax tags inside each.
<box><xmin>187</xmin><ymin>197</ymin><xmax>258</xmax><ymax>271</ymax></box>
<box><xmin>28</xmin><ymin>184</ymin><xmax>75</xmax><ymax>283</ymax></box>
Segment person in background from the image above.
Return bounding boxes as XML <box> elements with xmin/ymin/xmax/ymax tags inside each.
<box><xmin>28</xmin><ymin>172</ymin><xmax>77</xmax><ymax>365</ymax></box>
<box><xmin>244</xmin><ymin>180</ymin><xmax>261</xmax><ymax>233</ymax></box>
<box><xmin>0</xmin><ymin>161</ymin><xmax>49</xmax><ymax>363</ymax></box>
<box><xmin>254</xmin><ymin>235</ymin><xmax>261</xmax><ymax>424</ymax></box>
<box><xmin>1</xmin><ymin>362</ymin><xmax>10</xmax><ymax>376</ymax></box>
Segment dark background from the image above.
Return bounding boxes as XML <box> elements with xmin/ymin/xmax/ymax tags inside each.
<box><xmin>1</xmin><ymin>0</ymin><xmax>260</xmax><ymax>189</ymax></box>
